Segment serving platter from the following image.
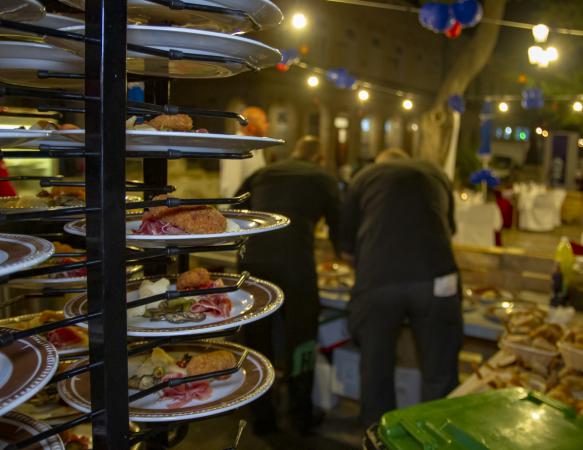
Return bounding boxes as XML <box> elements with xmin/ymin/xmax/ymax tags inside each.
<box><xmin>46</xmin><ymin>25</ymin><xmax>281</xmax><ymax>79</ymax></box>
<box><xmin>0</xmin><ymin>411</ymin><xmax>64</xmax><ymax>450</ymax></box>
<box><xmin>56</xmin><ymin>129</ymin><xmax>284</xmax><ymax>154</ymax></box>
<box><xmin>0</xmin><ymin>13</ymin><xmax>83</xmax><ymax>36</ymax></box>
<box><xmin>58</xmin><ymin>0</ymin><xmax>282</xmax><ymax>34</ymax></box>
<box><xmin>0</xmin><ymin>234</ymin><xmax>54</xmax><ymax>277</ymax></box>
<box><xmin>58</xmin><ymin>341</ymin><xmax>274</xmax><ymax>422</ymax></box>
<box><xmin>64</xmin><ymin>210</ymin><xmax>290</xmax><ymax>248</ymax></box>
<box><xmin>0</xmin><ymin>328</ymin><xmax>59</xmax><ymax>416</ymax></box>
<box><xmin>0</xmin><ymin>0</ymin><xmax>45</xmax><ymax>22</ymax></box>
<box><xmin>63</xmin><ymin>273</ymin><xmax>283</xmax><ymax>337</ymax></box>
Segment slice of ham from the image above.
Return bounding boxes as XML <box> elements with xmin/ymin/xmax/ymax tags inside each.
<box><xmin>134</xmin><ymin>219</ymin><xmax>185</xmax><ymax>235</ymax></box>
<box><xmin>46</xmin><ymin>327</ymin><xmax>84</xmax><ymax>348</ymax></box>
<box><xmin>187</xmin><ymin>279</ymin><xmax>232</xmax><ymax>318</ymax></box>
<box><xmin>161</xmin><ymin>373</ymin><xmax>212</xmax><ymax>408</ymax></box>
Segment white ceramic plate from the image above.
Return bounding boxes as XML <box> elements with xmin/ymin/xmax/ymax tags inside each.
<box><xmin>0</xmin><ymin>40</ymin><xmax>84</xmax><ymax>90</ymax></box>
<box><xmin>63</xmin><ymin>273</ymin><xmax>283</xmax><ymax>337</ymax></box>
<box><xmin>0</xmin><ymin>234</ymin><xmax>54</xmax><ymax>277</ymax></box>
<box><xmin>0</xmin><ymin>328</ymin><xmax>59</xmax><ymax>416</ymax></box>
<box><xmin>64</xmin><ymin>210</ymin><xmax>290</xmax><ymax>248</ymax></box>
<box><xmin>0</xmin><ymin>129</ymin><xmax>52</xmax><ymax>148</ymax></box>
<box><xmin>0</xmin><ymin>13</ymin><xmax>83</xmax><ymax>36</ymax></box>
<box><xmin>0</xmin><ymin>411</ymin><xmax>64</xmax><ymax>449</ymax></box>
<box><xmin>47</xmin><ymin>25</ymin><xmax>281</xmax><ymax>79</ymax></box>
<box><xmin>0</xmin><ymin>0</ymin><xmax>45</xmax><ymax>22</ymax></box>
<box><xmin>56</xmin><ymin>129</ymin><xmax>284</xmax><ymax>153</ymax></box>
<box><xmin>58</xmin><ymin>0</ymin><xmax>282</xmax><ymax>34</ymax></box>
<box><xmin>58</xmin><ymin>342</ymin><xmax>274</xmax><ymax>422</ymax></box>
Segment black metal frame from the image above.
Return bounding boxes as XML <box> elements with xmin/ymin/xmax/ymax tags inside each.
<box><xmin>0</xmin><ymin>1</ymin><xmax>277</xmax><ymax>448</ymax></box>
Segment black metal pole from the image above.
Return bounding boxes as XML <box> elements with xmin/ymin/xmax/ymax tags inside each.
<box><xmin>84</xmin><ymin>0</ymin><xmax>130</xmax><ymax>448</ymax></box>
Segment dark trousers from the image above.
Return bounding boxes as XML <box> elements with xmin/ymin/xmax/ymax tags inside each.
<box><xmin>241</xmin><ymin>262</ymin><xmax>320</xmax><ymax>428</ymax></box>
<box><xmin>348</xmin><ymin>279</ymin><xmax>463</xmax><ymax>425</ymax></box>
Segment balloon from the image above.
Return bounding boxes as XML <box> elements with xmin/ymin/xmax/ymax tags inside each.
<box><xmin>521</xmin><ymin>88</ymin><xmax>544</xmax><ymax>110</ymax></box>
<box><xmin>276</xmin><ymin>62</ymin><xmax>290</xmax><ymax>72</ymax></box>
<box><xmin>419</xmin><ymin>2</ymin><xmax>454</xmax><ymax>33</ymax></box>
<box><xmin>448</xmin><ymin>94</ymin><xmax>465</xmax><ymax>113</ymax></box>
<box><xmin>326</xmin><ymin>68</ymin><xmax>356</xmax><ymax>89</ymax></box>
<box><xmin>445</xmin><ymin>21</ymin><xmax>462</xmax><ymax>38</ymax></box>
<box><xmin>452</xmin><ymin>0</ymin><xmax>483</xmax><ymax>28</ymax></box>
<box><xmin>470</xmin><ymin>169</ymin><xmax>500</xmax><ymax>188</ymax></box>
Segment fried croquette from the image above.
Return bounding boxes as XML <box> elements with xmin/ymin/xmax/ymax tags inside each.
<box><xmin>176</xmin><ymin>268</ymin><xmax>212</xmax><ymax>291</ymax></box>
<box><xmin>147</xmin><ymin>114</ymin><xmax>193</xmax><ymax>131</ymax></box>
<box><xmin>144</xmin><ymin>195</ymin><xmax>227</xmax><ymax>234</ymax></box>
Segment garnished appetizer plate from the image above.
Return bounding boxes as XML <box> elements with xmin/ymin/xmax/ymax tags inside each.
<box><xmin>64</xmin><ymin>271</ymin><xmax>283</xmax><ymax>337</ymax></box>
<box><xmin>64</xmin><ymin>210</ymin><xmax>290</xmax><ymax>248</ymax></box>
<box><xmin>56</xmin><ymin>129</ymin><xmax>284</xmax><ymax>154</ymax></box>
<box><xmin>58</xmin><ymin>342</ymin><xmax>274</xmax><ymax>422</ymax></box>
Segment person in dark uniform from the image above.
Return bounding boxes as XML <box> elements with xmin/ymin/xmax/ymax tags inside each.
<box><xmin>236</xmin><ymin>136</ymin><xmax>340</xmax><ymax>434</ymax></box>
<box><xmin>340</xmin><ymin>149</ymin><xmax>462</xmax><ymax>425</ymax></box>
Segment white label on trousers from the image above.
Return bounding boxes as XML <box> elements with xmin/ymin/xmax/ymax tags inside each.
<box><xmin>433</xmin><ymin>273</ymin><xmax>458</xmax><ymax>297</ymax></box>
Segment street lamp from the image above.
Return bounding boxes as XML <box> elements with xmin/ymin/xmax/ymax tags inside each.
<box><xmin>498</xmin><ymin>102</ymin><xmax>509</xmax><ymax>113</ymax></box>
<box><xmin>291</xmin><ymin>12</ymin><xmax>308</xmax><ymax>30</ymax></box>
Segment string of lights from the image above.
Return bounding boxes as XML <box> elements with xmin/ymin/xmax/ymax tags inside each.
<box><xmin>324</xmin><ymin>0</ymin><xmax>583</xmax><ymax>37</ymax></box>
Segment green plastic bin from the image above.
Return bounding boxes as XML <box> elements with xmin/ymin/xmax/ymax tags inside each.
<box><xmin>370</xmin><ymin>388</ymin><xmax>583</xmax><ymax>450</ymax></box>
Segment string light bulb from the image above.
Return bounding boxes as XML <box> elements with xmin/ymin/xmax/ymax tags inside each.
<box><xmin>573</xmin><ymin>101</ymin><xmax>583</xmax><ymax>112</ymax></box>
<box><xmin>402</xmin><ymin>99</ymin><xmax>414</xmax><ymax>110</ymax></box>
<box><xmin>532</xmin><ymin>24</ymin><xmax>550</xmax><ymax>43</ymax></box>
<box><xmin>291</xmin><ymin>12</ymin><xmax>308</xmax><ymax>30</ymax></box>
<box><xmin>358</xmin><ymin>89</ymin><xmax>370</xmax><ymax>102</ymax></box>
<box><xmin>498</xmin><ymin>102</ymin><xmax>509</xmax><ymax>113</ymax></box>
<box><xmin>307</xmin><ymin>75</ymin><xmax>319</xmax><ymax>88</ymax></box>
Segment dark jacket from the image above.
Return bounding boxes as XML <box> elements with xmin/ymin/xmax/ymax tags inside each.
<box><xmin>340</xmin><ymin>159</ymin><xmax>457</xmax><ymax>293</ymax></box>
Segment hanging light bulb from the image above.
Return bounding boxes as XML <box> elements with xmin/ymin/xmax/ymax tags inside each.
<box><xmin>546</xmin><ymin>46</ymin><xmax>559</xmax><ymax>62</ymax></box>
<box><xmin>291</xmin><ymin>12</ymin><xmax>308</xmax><ymax>30</ymax></box>
<box><xmin>307</xmin><ymin>75</ymin><xmax>320</xmax><ymax>88</ymax></box>
<box><xmin>498</xmin><ymin>102</ymin><xmax>509</xmax><ymax>113</ymax></box>
<box><xmin>573</xmin><ymin>101</ymin><xmax>583</xmax><ymax>112</ymax></box>
<box><xmin>532</xmin><ymin>24</ymin><xmax>550</xmax><ymax>43</ymax></box>
<box><xmin>528</xmin><ymin>46</ymin><xmax>544</xmax><ymax>65</ymax></box>
<box><xmin>402</xmin><ymin>99</ymin><xmax>414</xmax><ymax>110</ymax></box>
<box><xmin>358</xmin><ymin>89</ymin><xmax>370</xmax><ymax>102</ymax></box>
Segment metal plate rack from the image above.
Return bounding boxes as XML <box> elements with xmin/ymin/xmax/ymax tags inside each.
<box><xmin>0</xmin><ymin>1</ymin><xmax>283</xmax><ymax>448</ymax></box>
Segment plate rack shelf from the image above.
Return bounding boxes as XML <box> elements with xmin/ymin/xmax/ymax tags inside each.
<box><xmin>0</xmin><ymin>1</ymin><xmax>284</xmax><ymax>448</ymax></box>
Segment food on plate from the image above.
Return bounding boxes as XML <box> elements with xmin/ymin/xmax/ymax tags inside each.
<box><xmin>44</xmin><ymin>241</ymin><xmax>87</xmax><ymax>279</ymax></box>
<box><xmin>139</xmin><ymin>268</ymin><xmax>232</xmax><ymax>324</ymax></box>
<box><xmin>3</xmin><ymin>187</ymin><xmax>85</xmax><ymax>210</ymax></box>
<box><xmin>30</xmin><ymin>121</ymin><xmax>80</xmax><ymax>131</ymax></box>
<box><xmin>547</xmin><ymin>369</ymin><xmax>583</xmax><ymax>414</ymax></box>
<box><xmin>147</xmin><ymin>114</ymin><xmax>193</xmax><ymax>132</ymax></box>
<box><xmin>61</xmin><ymin>431</ymin><xmax>90</xmax><ymax>450</ymax></box>
<box><xmin>507</xmin><ymin>323</ymin><xmax>564</xmax><ymax>351</ymax></box>
<box><xmin>126</xmin><ymin>114</ymin><xmax>208</xmax><ymax>133</ymax></box>
<box><xmin>562</xmin><ymin>327</ymin><xmax>583</xmax><ymax>350</ymax></box>
<box><xmin>134</xmin><ymin>195</ymin><xmax>227</xmax><ymax>235</ymax></box>
<box><xmin>128</xmin><ymin>347</ymin><xmax>236</xmax><ymax>408</ymax></box>
<box><xmin>8</xmin><ymin>310</ymin><xmax>88</xmax><ymax>349</ymax></box>
<box><xmin>505</xmin><ymin>308</ymin><xmax>547</xmax><ymax>334</ymax></box>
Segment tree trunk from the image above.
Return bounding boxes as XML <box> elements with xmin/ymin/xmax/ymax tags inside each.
<box><xmin>419</xmin><ymin>0</ymin><xmax>507</xmax><ymax>164</ymax></box>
